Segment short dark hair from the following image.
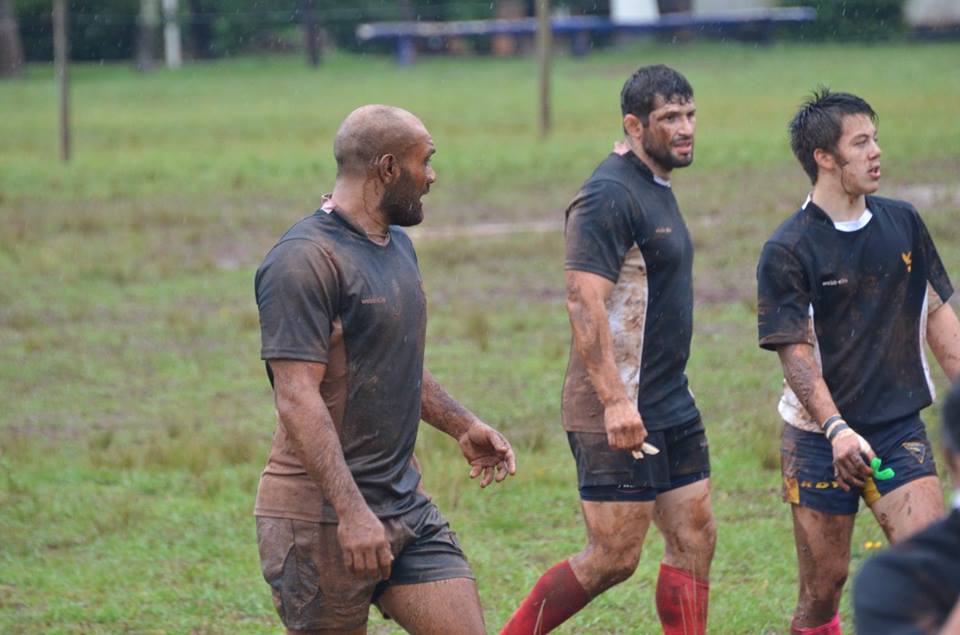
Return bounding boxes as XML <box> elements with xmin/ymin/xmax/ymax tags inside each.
<box><xmin>943</xmin><ymin>380</ymin><xmax>960</xmax><ymax>453</ymax></box>
<box><xmin>620</xmin><ymin>64</ymin><xmax>693</xmax><ymax>124</ymax></box>
<box><xmin>788</xmin><ymin>87</ymin><xmax>877</xmax><ymax>184</ymax></box>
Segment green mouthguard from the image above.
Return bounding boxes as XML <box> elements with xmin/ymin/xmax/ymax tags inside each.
<box><xmin>870</xmin><ymin>457</ymin><xmax>895</xmax><ymax>480</ymax></box>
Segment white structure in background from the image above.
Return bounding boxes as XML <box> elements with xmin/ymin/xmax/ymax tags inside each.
<box><xmin>615</xmin><ymin>0</ymin><xmax>960</xmax><ymax>24</ymax></box>
<box><xmin>905</xmin><ymin>0</ymin><xmax>960</xmax><ymax>26</ymax></box>
<box><xmin>162</xmin><ymin>0</ymin><xmax>181</xmax><ymax>69</ymax></box>
<box><xmin>611</xmin><ymin>0</ymin><xmax>659</xmax><ymax>23</ymax></box>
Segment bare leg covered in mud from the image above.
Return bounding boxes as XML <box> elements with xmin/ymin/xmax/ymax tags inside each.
<box><xmin>378</xmin><ymin>578</ymin><xmax>486</xmax><ymax>635</ymax></box>
<box><xmin>791</xmin><ymin>507</ymin><xmax>855</xmax><ymax>632</ymax></box>
<box><xmin>653</xmin><ymin>479</ymin><xmax>716</xmax><ymax>635</ymax></box>
<box><xmin>569</xmin><ymin>500</ymin><xmax>656</xmax><ymax>595</ymax></box>
<box><xmin>870</xmin><ymin>475</ymin><xmax>945</xmax><ymax>544</ymax></box>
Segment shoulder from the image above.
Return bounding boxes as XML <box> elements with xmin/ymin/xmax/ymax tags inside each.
<box><xmin>257</xmin><ymin>215</ymin><xmax>340</xmax><ymax>281</ymax></box>
<box><xmin>760</xmin><ymin>208</ymin><xmax>810</xmax><ymax>264</ymax></box>
<box><xmin>767</xmin><ymin>207</ymin><xmax>812</xmax><ymax>247</ymax></box>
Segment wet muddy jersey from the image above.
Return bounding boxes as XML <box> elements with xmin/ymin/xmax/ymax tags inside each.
<box><xmin>562</xmin><ymin>151</ymin><xmax>700</xmax><ymax>433</ymax></box>
<box><xmin>254</xmin><ymin>209</ymin><xmax>428</xmax><ymax>522</ymax></box>
<box><xmin>757</xmin><ymin>196</ymin><xmax>953</xmax><ymax>431</ymax></box>
<box><xmin>853</xmin><ymin>509</ymin><xmax>960</xmax><ymax>635</ymax></box>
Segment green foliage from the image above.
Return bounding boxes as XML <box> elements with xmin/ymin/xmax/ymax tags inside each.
<box><xmin>781</xmin><ymin>0</ymin><xmax>907</xmax><ymax>41</ymax></box>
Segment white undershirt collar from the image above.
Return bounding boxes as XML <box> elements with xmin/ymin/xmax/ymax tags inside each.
<box><xmin>953</xmin><ymin>490</ymin><xmax>960</xmax><ymax>511</ymax></box>
<box><xmin>653</xmin><ymin>175</ymin><xmax>671</xmax><ymax>188</ymax></box>
<box><xmin>802</xmin><ymin>195</ymin><xmax>872</xmax><ymax>232</ymax></box>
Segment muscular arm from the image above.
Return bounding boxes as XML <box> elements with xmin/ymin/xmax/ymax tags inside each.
<box><xmin>566</xmin><ymin>269</ymin><xmax>647</xmax><ymax>451</ymax></box>
<box><xmin>421</xmin><ymin>368</ymin><xmax>516</xmax><ymax>486</ymax></box>
<box><xmin>927</xmin><ymin>301</ymin><xmax>960</xmax><ymax>383</ymax></box>
<box><xmin>776</xmin><ymin>343</ymin><xmax>841</xmax><ymax>426</ymax></box>
<box><xmin>270</xmin><ymin>358</ymin><xmax>392</xmax><ymax>578</ymax></box>
<box><xmin>566</xmin><ymin>270</ymin><xmax>627</xmax><ymax>406</ymax></box>
<box><xmin>778</xmin><ymin>343</ymin><xmax>874</xmax><ymax>490</ymax></box>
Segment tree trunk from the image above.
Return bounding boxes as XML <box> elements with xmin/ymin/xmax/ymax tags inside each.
<box><xmin>0</xmin><ymin>0</ymin><xmax>24</xmax><ymax>77</ymax></box>
<box><xmin>137</xmin><ymin>0</ymin><xmax>160</xmax><ymax>72</ymax></box>
<box><xmin>300</xmin><ymin>0</ymin><xmax>320</xmax><ymax>67</ymax></box>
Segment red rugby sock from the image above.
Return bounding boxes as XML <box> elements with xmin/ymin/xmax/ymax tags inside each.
<box><xmin>655</xmin><ymin>563</ymin><xmax>710</xmax><ymax>635</ymax></box>
<box><xmin>499</xmin><ymin>560</ymin><xmax>591</xmax><ymax>635</ymax></box>
<box><xmin>791</xmin><ymin>613</ymin><xmax>842</xmax><ymax>635</ymax></box>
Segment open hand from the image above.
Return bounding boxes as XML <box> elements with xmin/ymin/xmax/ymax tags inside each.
<box><xmin>458</xmin><ymin>421</ymin><xmax>517</xmax><ymax>487</ymax></box>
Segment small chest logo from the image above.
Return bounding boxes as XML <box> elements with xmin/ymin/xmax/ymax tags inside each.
<box><xmin>655</xmin><ymin>226</ymin><xmax>673</xmax><ymax>235</ymax></box>
<box><xmin>361</xmin><ymin>296</ymin><xmax>387</xmax><ymax>305</ymax></box>
<box><xmin>821</xmin><ymin>278</ymin><xmax>848</xmax><ymax>287</ymax></box>
<box><xmin>901</xmin><ymin>251</ymin><xmax>912</xmax><ymax>273</ymax></box>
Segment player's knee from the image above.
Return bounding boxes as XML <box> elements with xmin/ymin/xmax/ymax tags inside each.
<box><xmin>802</xmin><ymin>567</ymin><xmax>847</xmax><ymax>606</ymax></box>
<box><xmin>594</xmin><ymin>542</ymin><xmax>642</xmax><ymax>585</ymax></box>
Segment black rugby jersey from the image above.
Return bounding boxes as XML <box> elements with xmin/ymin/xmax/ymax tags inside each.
<box><xmin>563</xmin><ymin>151</ymin><xmax>699</xmax><ymax>433</ymax></box>
<box><xmin>757</xmin><ymin>196</ymin><xmax>953</xmax><ymax>429</ymax></box>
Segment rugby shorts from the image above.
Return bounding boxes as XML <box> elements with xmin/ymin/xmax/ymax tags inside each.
<box><xmin>568</xmin><ymin>416</ymin><xmax>710</xmax><ymax>502</ymax></box>
<box><xmin>780</xmin><ymin>413</ymin><xmax>938</xmax><ymax>515</ymax></box>
<box><xmin>256</xmin><ymin>501</ymin><xmax>474</xmax><ymax>631</ymax></box>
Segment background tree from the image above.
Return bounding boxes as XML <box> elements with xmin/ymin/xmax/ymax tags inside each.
<box><xmin>0</xmin><ymin>0</ymin><xmax>24</xmax><ymax>76</ymax></box>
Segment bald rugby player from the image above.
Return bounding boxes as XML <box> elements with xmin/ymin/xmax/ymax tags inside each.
<box><xmin>254</xmin><ymin>105</ymin><xmax>517</xmax><ymax>635</ymax></box>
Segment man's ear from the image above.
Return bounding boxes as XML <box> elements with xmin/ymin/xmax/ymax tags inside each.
<box><xmin>375</xmin><ymin>154</ymin><xmax>399</xmax><ymax>183</ymax></box>
<box><xmin>813</xmin><ymin>148</ymin><xmax>836</xmax><ymax>174</ymax></box>
<box><xmin>623</xmin><ymin>113</ymin><xmax>644</xmax><ymax>141</ymax></box>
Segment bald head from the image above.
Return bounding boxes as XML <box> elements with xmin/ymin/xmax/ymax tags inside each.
<box><xmin>334</xmin><ymin>105</ymin><xmax>428</xmax><ymax>178</ymax></box>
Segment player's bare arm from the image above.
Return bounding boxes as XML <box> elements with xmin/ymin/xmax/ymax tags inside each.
<box><xmin>420</xmin><ymin>368</ymin><xmax>517</xmax><ymax>487</ymax></box>
<box><xmin>269</xmin><ymin>358</ymin><xmax>393</xmax><ymax>581</ymax></box>
<box><xmin>777</xmin><ymin>343</ymin><xmax>875</xmax><ymax>490</ymax></box>
<box><xmin>927</xmin><ymin>300</ymin><xmax>960</xmax><ymax>382</ymax></box>
<box><xmin>565</xmin><ymin>269</ymin><xmax>649</xmax><ymax>453</ymax></box>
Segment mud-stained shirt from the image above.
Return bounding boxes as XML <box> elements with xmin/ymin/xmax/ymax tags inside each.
<box><xmin>254</xmin><ymin>209</ymin><xmax>428</xmax><ymax>523</ymax></box>
<box><xmin>562</xmin><ymin>151</ymin><xmax>700</xmax><ymax>433</ymax></box>
<box><xmin>757</xmin><ymin>196</ymin><xmax>953</xmax><ymax>431</ymax></box>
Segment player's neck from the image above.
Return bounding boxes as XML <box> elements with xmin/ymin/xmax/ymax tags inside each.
<box><xmin>330</xmin><ymin>180</ymin><xmax>391</xmax><ymax>240</ymax></box>
<box><xmin>629</xmin><ymin>140</ymin><xmax>672</xmax><ymax>181</ymax></box>
<box><xmin>810</xmin><ymin>181</ymin><xmax>867</xmax><ymax>223</ymax></box>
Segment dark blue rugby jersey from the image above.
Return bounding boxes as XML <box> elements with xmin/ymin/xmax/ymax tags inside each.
<box><xmin>562</xmin><ymin>151</ymin><xmax>700</xmax><ymax>433</ymax></box>
<box><xmin>757</xmin><ymin>196</ymin><xmax>953</xmax><ymax>429</ymax></box>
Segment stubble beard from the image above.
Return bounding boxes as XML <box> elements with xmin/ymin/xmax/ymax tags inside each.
<box><xmin>381</xmin><ymin>168</ymin><xmax>425</xmax><ymax>227</ymax></box>
<box><xmin>643</xmin><ymin>132</ymin><xmax>693</xmax><ymax>172</ymax></box>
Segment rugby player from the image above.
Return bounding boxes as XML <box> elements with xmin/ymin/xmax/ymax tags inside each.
<box><xmin>500</xmin><ymin>64</ymin><xmax>715</xmax><ymax>635</ymax></box>
<box><xmin>757</xmin><ymin>88</ymin><xmax>960</xmax><ymax>634</ymax></box>
<box><xmin>254</xmin><ymin>105</ymin><xmax>516</xmax><ymax>635</ymax></box>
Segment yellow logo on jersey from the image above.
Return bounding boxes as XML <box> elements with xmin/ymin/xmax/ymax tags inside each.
<box><xmin>901</xmin><ymin>251</ymin><xmax>912</xmax><ymax>272</ymax></box>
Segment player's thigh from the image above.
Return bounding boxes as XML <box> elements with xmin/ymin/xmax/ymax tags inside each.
<box><xmin>581</xmin><ymin>498</ymin><xmax>656</xmax><ymax>553</ymax></box>
<box><xmin>377</xmin><ymin>578</ymin><xmax>484</xmax><ymax>635</ymax></box>
<box><xmin>653</xmin><ymin>478</ymin><xmax>715</xmax><ymax>573</ymax></box>
<box><xmin>256</xmin><ymin>517</ymin><xmax>375</xmax><ymax>634</ymax></box>
<box><xmin>870</xmin><ymin>475</ymin><xmax>944</xmax><ymax>543</ymax></box>
<box><xmin>791</xmin><ymin>505</ymin><xmax>856</xmax><ymax>586</ymax></box>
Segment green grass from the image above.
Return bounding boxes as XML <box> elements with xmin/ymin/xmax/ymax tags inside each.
<box><xmin>1</xmin><ymin>40</ymin><xmax>959</xmax><ymax>633</ymax></box>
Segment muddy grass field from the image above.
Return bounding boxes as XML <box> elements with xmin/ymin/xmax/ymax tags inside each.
<box><xmin>1</xmin><ymin>41</ymin><xmax>959</xmax><ymax>633</ymax></box>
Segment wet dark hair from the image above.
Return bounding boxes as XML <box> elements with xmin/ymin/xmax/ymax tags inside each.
<box><xmin>944</xmin><ymin>380</ymin><xmax>960</xmax><ymax>453</ymax></box>
<box><xmin>788</xmin><ymin>87</ymin><xmax>877</xmax><ymax>185</ymax></box>
<box><xmin>620</xmin><ymin>64</ymin><xmax>693</xmax><ymax>125</ymax></box>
